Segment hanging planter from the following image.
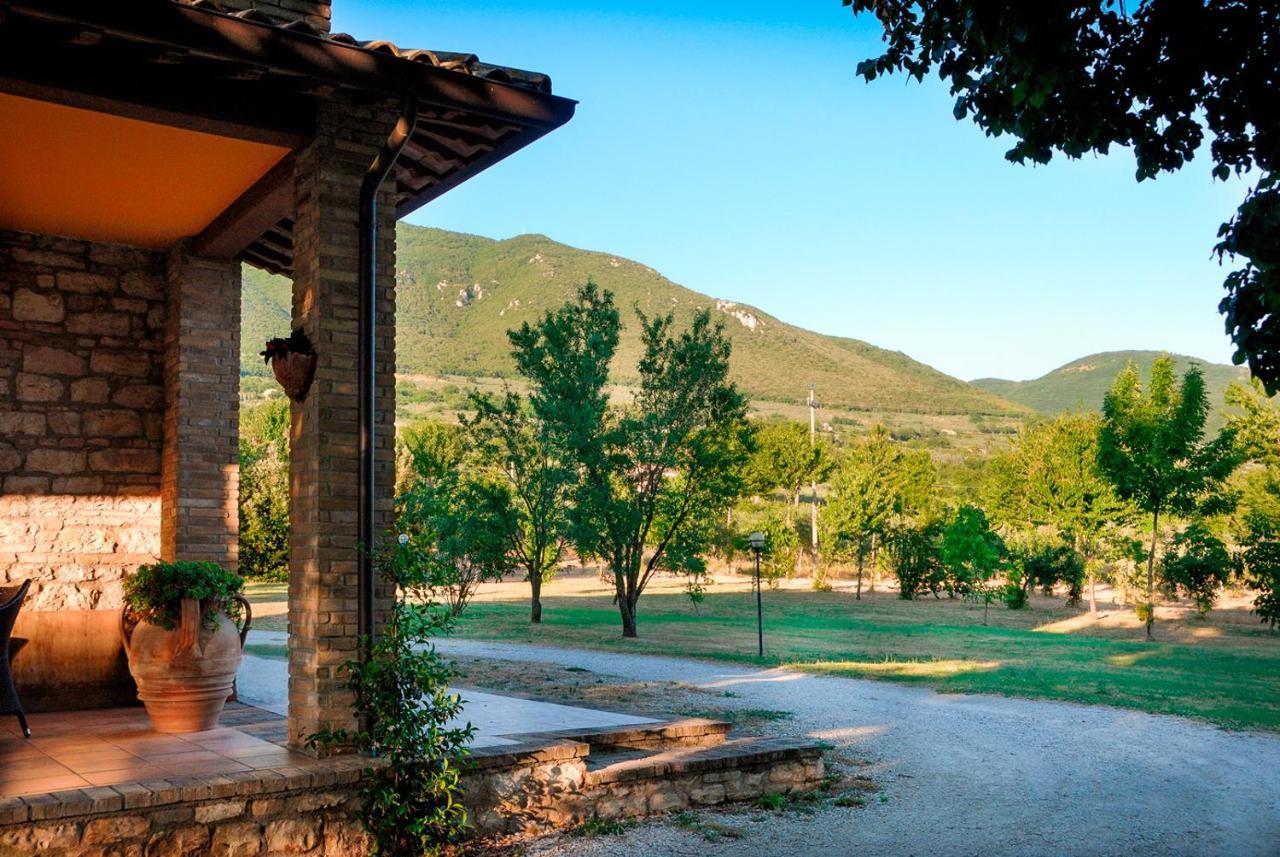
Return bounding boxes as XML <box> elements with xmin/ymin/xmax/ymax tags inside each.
<box><xmin>261</xmin><ymin>329</ymin><xmax>317</xmax><ymax>402</ymax></box>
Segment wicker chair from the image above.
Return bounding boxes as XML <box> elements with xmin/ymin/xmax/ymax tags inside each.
<box><xmin>0</xmin><ymin>580</ymin><xmax>31</xmax><ymax>738</ymax></box>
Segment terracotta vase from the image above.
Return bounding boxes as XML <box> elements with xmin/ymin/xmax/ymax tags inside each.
<box><xmin>270</xmin><ymin>350</ymin><xmax>317</xmax><ymax>402</ymax></box>
<box><xmin>121</xmin><ymin>596</ymin><xmax>251</xmax><ymax>733</ymax></box>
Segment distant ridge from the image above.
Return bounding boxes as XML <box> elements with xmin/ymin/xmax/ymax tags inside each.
<box><xmin>973</xmin><ymin>350</ymin><xmax>1251</xmax><ymax>419</ymax></box>
<box><xmin>242</xmin><ymin>224</ymin><xmax>1027</xmax><ymax>416</ymax></box>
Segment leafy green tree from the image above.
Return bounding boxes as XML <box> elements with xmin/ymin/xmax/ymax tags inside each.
<box><xmin>1099</xmin><ymin>358</ymin><xmax>1241</xmax><ymax>639</ymax></box>
<box><xmin>397</xmin><ymin>458</ymin><xmax>508</xmax><ymax>619</ymax></box>
<box><xmin>1161</xmin><ymin>523</ymin><xmax>1232</xmax><ymax>617</ymax></box>
<box><xmin>985</xmin><ymin>413</ymin><xmax>1133</xmax><ymax>611</ymax></box>
<box><xmin>510</xmin><ymin>284</ymin><xmax>749</xmax><ymax>637</ymax></box>
<box><xmin>1224</xmin><ymin>379</ymin><xmax>1280</xmax><ymax>542</ymax></box>
<box><xmin>238</xmin><ymin>399</ymin><xmax>290</xmax><ymax>581</ymax></box>
<box><xmin>396</xmin><ymin>420</ymin><xmax>464</xmax><ymax>494</ymax></box>
<box><xmin>746</xmin><ymin>421</ymin><xmax>828</xmax><ymax>524</ymax></box>
<box><xmin>888</xmin><ymin>521</ymin><xmax>946</xmax><ymax>600</ymax></box>
<box><xmin>825</xmin><ymin>425</ymin><xmax>900</xmax><ymax>599</ymax></box>
<box><xmin>1241</xmin><ymin>536</ymin><xmax>1280</xmax><ymax>631</ymax></box>
<box><xmin>465</xmin><ymin>391</ymin><xmax>573</xmax><ymax>623</ymax></box>
<box><xmin>844</xmin><ymin>1</ymin><xmax>1280</xmax><ymax>389</ymax></box>
<box><xmin>746</xmin><ymin>506</ymin><xmax>801</xmax><ymax>588</ymax></box>
<box><xmin>940</xmin><ymin>505</ymin><xmax>1005</xmax><ymax>623</ymax></box>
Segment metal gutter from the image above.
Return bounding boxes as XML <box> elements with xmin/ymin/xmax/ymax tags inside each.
<box><xmin>358</xmin><ymin>93</ymin><xmax>419</xmax><ymax>658</ymax></box>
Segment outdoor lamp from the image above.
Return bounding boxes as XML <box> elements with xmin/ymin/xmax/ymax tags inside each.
<box><xmin>748</xmin><ymin>532</ymin><xmax>765</xmax><ymax>656</ymax></box>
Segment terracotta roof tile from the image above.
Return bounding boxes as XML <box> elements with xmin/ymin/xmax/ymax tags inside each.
<box><xmin>181</xmin><ymin>0</ymin><xmax>553</xmax><ymax>93</ymax></box>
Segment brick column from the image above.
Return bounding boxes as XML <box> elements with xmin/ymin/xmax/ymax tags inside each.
<box><xmin>161</xmin><ymin>245</ymin><xmax>241</xmax><ymax>568</ymax></box>
<box><xmin>287</xmin><ymin>99</ymin><xmax>398</xmax><ymax>749</ymax></box>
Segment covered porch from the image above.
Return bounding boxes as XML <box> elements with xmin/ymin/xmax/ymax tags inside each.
<box><xmin>0</xmin><ymin>0</ymin><xmax>572</xmax><ymax>738</ymax></box>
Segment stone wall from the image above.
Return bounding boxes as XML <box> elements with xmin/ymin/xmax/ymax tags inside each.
<box><xmin>0</xmin><ymin>781</ymin><xmax>369</xmax><ymax>857</ymax></box>
<box><xmin>0</xmin><ymin>230</ymin><xmax>166</xmax><ymax>611</ymax></box>
<box><xmin>462</xmin><ymin>735</ymin><xmax>826</xmax><ymax>837</ymax></box>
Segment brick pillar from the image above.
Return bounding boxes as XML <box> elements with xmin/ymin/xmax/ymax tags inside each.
<box><xmin>161</xmin><ymin>245</ymin><xmax>241</xmax><ymax>568</ymax></box>
<box><xmin>287</xmin><ymin>99</ymin><xmax>398</xmax><ymax>749</ymax></box>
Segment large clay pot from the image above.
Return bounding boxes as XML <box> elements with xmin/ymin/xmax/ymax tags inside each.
<box><xmin>121</xmin><ymin>596</ymin><xmax>251</xmax><ymax>733</ymax></box>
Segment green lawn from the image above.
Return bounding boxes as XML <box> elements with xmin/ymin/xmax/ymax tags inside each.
<box><xmin>445</xmin><ymin>588</ymin><xmax>1280</xmax><ymax>733</ymax></box>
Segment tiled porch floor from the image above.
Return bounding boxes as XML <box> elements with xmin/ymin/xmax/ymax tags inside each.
<box><xmin>0</xmin><ymin>703</ymin><xmax>308</xmax><ymax>798</ymax></box>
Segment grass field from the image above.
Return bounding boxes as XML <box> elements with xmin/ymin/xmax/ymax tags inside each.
<box><xmin>244</xmin><ymin>570</ymin><xmax>1280</xmax><ymax>733</ymax></box>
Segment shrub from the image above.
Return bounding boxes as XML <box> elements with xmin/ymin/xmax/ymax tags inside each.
<box><xmin>1242</xmin><ymin>536</ymin><xmax>1280</xmax><ymax>631</ymax></box>
<box><xmin>888</xmin><ymin>522</ymin><xmax>945</xmax><ymax>599</ymax></box>
<box><xmin>123</xmin><ymin>561</ymin><xmax>244</xmax><ymax>631</ymax></box>
<box><xmin>1161</xmin><ymin>523</ymin><xmax>1231</xmax><ymax>616</ymax></box>
<box><xmin>310</xmin><ymin>538</ymin><xmax>473</xmax><ymax>855</ymax></box>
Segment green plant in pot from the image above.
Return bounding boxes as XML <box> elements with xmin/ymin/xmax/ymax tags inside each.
<box><xmin>121</xmin><ymin>561</ymin><xmax>251</xmax><ymax>733</ymax></box>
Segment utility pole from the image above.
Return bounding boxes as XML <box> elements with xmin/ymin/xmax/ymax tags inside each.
<box><xmin>808</xmin><ymin>383</ymin><xmax>819</xmax><ymax>576</ymax></box>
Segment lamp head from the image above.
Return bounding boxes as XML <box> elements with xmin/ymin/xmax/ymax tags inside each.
<box><xmin>748</xmin><ymin>531</ymin><xmax>766</xmax><ymax>552</ymax></box>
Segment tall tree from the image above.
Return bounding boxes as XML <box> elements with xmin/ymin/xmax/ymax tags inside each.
<box><xmin>746</xmin><ymin>421</ymin><xmax>828</xmax><ymax>525</ymax></box>
<box><xmin>1098</xmin><ymin>358</ymin><xmax>1240</xmax><ymax>639</ymax></box>
<box><xmin>844</xmin><ymin>1</ymin><xmax>1280</xmax><ymax>388</ymax></box>
<box><xmin>986</xmin><ymin>413</ymin><xmax>1134</xmax><ymax>612</ymax></box>
<box><xmin>940</xmin><ymin>504</ymin><xmax>1005</xmax><ymax>623</ymax></box>
<box><xmin>824</xmin><ymin>424</ymin><xmax>900</xmax><ymax>599</ymax></box>
<box><xmin>511</xmin><ymin>284</ymin><xmax>749</xmax><ymax>637</ymax></box>
<box><xmin>465</xmin><ymin>391</ymin><xmax>573</xmax><ymax>624</ymax></box>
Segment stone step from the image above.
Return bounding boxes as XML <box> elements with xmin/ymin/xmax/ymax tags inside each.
<box><xmin>517</xmin><ymin>716</ymin><xmax>731</xmax><ymax>752</ymax></box>
<box><xmin>586</xmin><ymin>735</ymin><xmax>822</xmax><ymax>787</ymax></box>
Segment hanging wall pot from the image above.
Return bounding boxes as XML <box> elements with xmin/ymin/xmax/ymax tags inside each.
<box><xmin>261</xmin><ymin>329</ymin><xmax>317</xmax><ymax>402</ymax></box>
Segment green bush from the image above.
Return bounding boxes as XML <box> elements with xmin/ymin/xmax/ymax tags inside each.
<box><xmin>123</xmin><ymin>561</ymin><xmax>244</xmax><ymax>631</ymax></box>
<box><xmin>1161</xmin><ymin>523</ymin><xmax>1231</xmax><ymax>616</ymax></box>
<box><xmin>310</xmin><ymin>538</ymin><xmax>473</xmax><ymax>855</ymax></box>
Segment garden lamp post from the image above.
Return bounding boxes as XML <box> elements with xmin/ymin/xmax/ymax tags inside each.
<box><xmin>749</xmin><ymin>531</ymin><xmax>766</xmax><ymax>657</ymax></box>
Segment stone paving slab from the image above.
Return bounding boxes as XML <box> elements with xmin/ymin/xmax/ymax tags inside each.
<box><xmin>239</xmin><ymin>631</ymin><xmax>657</xmax><ymax>749</ymax></box>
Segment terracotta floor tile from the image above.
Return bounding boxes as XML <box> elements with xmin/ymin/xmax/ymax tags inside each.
<box><xmin>0</xmin><ymin>759</ymin><xmax>76</xmax><ymax>783</ymax></box>
<box><xmin>0</xmin><ymin>773</ymin><xmax>91</xmax><ymax>796</ymax></box>
<box><xmin>80</xmin><ymin>766</ymin><xmax>169</xmax><ymax>787</ymax></box>
<box><xmin>51</xmin><ymin>749</ymin><xmax>148</xmax><ymax>774</ymax></box>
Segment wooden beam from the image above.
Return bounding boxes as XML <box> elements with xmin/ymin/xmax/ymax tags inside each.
<box><xmin>192</xmin><ymin>154</ymin><xmax>296</xmax><ymax>259</ymax></box>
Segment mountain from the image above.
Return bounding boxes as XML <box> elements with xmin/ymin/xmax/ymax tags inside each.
<box><xmin>242</xmin><ymin>224</ymin><xmax>1025</xmax><ymax>416</ymax></box>
<box><xmin>972</xmin><ymin>351</ymin><xmax>1252</xmax><ymax>417</ymax></box>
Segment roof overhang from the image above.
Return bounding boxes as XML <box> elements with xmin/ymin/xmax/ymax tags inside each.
<box><xmin>0</xmin><ymin>0</ymin><xmax>576</xmax><ymax>273</ymax></box>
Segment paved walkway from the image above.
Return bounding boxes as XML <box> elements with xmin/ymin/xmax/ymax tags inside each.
<box><xmin>432</xmin><ymin>638</ymin><xmax>1280</xmax><ymax>857</ymax></box>
<box><xmin>237</xmin><ymin>632</ymin><xmax>655</xmax><ymax>748</ymax></box>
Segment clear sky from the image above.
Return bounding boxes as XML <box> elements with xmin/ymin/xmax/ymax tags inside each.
<box><xmin>334</xmin><ymin>0</ymin><xmax>1248</xmax><ymax>382</ymax></box>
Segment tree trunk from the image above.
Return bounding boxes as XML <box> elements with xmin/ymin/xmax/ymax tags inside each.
<box><xmin>530</xmin><ymin>572</ymin><xmax>543</xmax><ymax>624</ymax></box>
<box><xmin>619</xmin><ymin>597</ymin><xmax>638</xmax><ymax>638</ymax></box>
<box><xmin>1145</xmin><ymin>508</ymin><xmax>1160</xmax><ymax>642</ymax></box>
<box><xmin>1089</xmin><ymin>574</ymin><xmax>1097</xmax><ymax>615</ymax></box>
<box><xmin>855</xmin><ymin>544</ymin><xmax>864</xmax><ymax>600</ymax></box>
<box><xmin>870</xmin><ymin>535</ymin><xmax>879</xmax><ymax>594</ymax></box>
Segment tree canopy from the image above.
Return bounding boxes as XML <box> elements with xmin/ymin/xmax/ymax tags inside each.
<box><xmin>846</xmin><ymin>0</ymin><xmax>1280</xmax><ymax>388</ymax></box>
<box><xmin>1098</xmin><ymin>357</ymin><xmax>1239</xmax><ymax>638</ymax></box>
<box><xmin>510</xmin><ymin>283</ymin><xmax>750</xmax><ymax>637</ymax></box>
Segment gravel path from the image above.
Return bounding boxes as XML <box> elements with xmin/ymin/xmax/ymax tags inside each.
<box><xmin>436</xmin><ymin>639</ymin><xmax>1280</xmax><ymax>857</ymax></box>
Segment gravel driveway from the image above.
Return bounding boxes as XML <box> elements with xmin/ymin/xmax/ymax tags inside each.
<box><xmin>436</xmin><ymin>639</ymin><xmax>1280</xmax><ymax>857</ymax></box>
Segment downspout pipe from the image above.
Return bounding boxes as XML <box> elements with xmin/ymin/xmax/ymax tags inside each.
<box><xmin>358</xmin><ymin>93</ymin><xmax>419</xmax><ymax>659</ymax></box>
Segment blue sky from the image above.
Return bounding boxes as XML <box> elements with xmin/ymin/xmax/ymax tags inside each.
<box><xmin>335</xmin><ymin>1</ymin><xmax>1248</xmax><ymax>382</ymax></box>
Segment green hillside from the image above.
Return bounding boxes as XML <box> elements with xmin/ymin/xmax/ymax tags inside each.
<box><xmin>242</xmin><ymin>224</ymin><xmax>1024</xmax><ymax>416</ymax></box>
<box><xmin>973</xmin><ymin>351</ymin><xmax>1252</xmax><ymax>419</ymax></box>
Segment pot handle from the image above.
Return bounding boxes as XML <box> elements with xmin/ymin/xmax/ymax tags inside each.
<box><xmin>234</xmin><ymin>594</ymin><xmax>253</xmax><ymax>649</ymax></box>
